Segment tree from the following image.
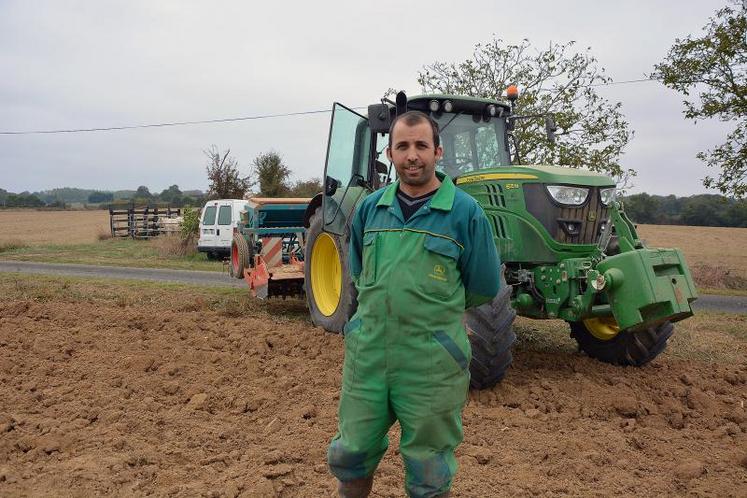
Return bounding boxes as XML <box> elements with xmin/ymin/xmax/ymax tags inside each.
<box><xmin>251</xmin><ymin>151</ymin><xmax>291</xmax><ymax>197</ymax></box>
<box><xmin>205</xmin><ymin>145</ymin><xmax>250</xmax><ymax>200</ymax></box>
<box><xmin>417</xmin><ymin>38</ymin><xmax>633</xmax><ymax>181</ymax></box>
<box><xmin>653</xmin><ymin>2</ymin><xmax>747</xmax><ymax>198</ymax></box>
<box><xmin>159</xmin><ymin>184</ymin><xmax>182</xmax><ymax>204</ymax></box>
<box><xmin>135</xmin><ymin>186</ymin><xmax>152</xmax><ymax>199</ymax></box>
<box><xmin>288</xmin><ymin>178</ymin><xmax>323</xmax><ymax>197</ymax></box>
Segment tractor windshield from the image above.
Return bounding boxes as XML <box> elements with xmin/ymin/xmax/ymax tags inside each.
<box><xmin>433</xmin><ymin>113</ymin><xmax>510</xmax><ymax>178</ymax></box>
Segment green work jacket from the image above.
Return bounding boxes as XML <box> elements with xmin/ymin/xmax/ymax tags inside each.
<box><xmin>348</xmin><ymin>172</ymin><xmax>501</xmax><ymax>341</ymax></box>
<box><xmin>342</xmin><ymin>172</ymin><xmax>501</xmax><ymax>409</ymax></box>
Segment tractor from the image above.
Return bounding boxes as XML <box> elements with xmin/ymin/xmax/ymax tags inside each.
<box><xmin>301</xmin><ymin>90</ymin><xmax>697</xmax><ymax>389</ymax></box>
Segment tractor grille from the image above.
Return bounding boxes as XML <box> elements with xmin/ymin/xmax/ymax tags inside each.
<box><xmin>523</xmin><ymin>184</ymin><xmax>609</xmax><ymax>244</ymax></box>
<box><xmin>487</xmin><ymin>213</ymin><xmax>509</xmax><ymax>239</ymax></box>
<box><xmin>483</xmin><ymin>184</ymin><xmax>506</xmax><ymax>208</ymax></box>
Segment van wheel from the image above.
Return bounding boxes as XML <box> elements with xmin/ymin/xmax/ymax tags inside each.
<box><xmin>206</xmin><ymin>252</ymin><xmax>220</xmax><ymax>261</ymax></box>
<box><xmin>230</xmin><ymin>234</ymin><xmax>251</xmax><ymax>279</ymax></box>
<box><xmin>304</xmin><ymin>207</ymin><xmax>357</xmax><ymax>334</ymax></box>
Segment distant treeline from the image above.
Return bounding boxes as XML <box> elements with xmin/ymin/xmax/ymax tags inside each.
<box><xmin>622</xmin><ymin>193</ymin><xmax>746</xmax><ymax>227</ymax></box>
<box><xmin>0</xmin><ymin>185</ymin><xmax>206</xmax><ymax>209</ymax></box>
<box><xmin>2</xmin><ymin>186</ymin><xmax>745</xmax><ymax>228</ymax></box>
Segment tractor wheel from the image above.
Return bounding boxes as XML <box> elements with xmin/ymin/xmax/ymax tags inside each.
<box><xmin>569</xmin><ymin>318</ymin><xmax>674</xmax><ymax>366</ymax></box>
<box><xmin>465</xmin><ymin>275</ymin><xmax>516</xmax><ymax>390</ymax></box>
<box><xmin>304</xmin><ymin>207</ymin><xmax>357</xmax><ymax>334</ymax></box>
<box><xmin>230</xmin><ymin>233</ymin><xmax>251</xmax><ymax>279</ymax></box>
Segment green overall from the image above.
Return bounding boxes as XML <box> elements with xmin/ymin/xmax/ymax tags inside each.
<box><xmin>328</xmin><ymin>173</ymin><xmax>501</xmax><ymax>498</ymax></box>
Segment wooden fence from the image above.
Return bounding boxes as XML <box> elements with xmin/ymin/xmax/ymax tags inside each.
<box><xmin>109</xmin><ymin>204</ymin><xmax>182</xmax><ymax>239</ymax></box>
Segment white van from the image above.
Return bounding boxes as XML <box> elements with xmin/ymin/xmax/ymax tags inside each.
<box><xmin>197</xmin><ymin>199</ymin><xmax>247</xmax><ymax>259</ymax></box>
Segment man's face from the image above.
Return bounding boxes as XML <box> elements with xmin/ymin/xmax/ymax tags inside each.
<box><xmin>386</xmin><ymin>120</ymin><xmax>443</xmax><ymax>190</ymax></box>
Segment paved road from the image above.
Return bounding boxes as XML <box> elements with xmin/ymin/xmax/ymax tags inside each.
<box><xmin>0</xmin><ymin>260</ymin><xmax>744</xmax><ymax>313</ymax></box>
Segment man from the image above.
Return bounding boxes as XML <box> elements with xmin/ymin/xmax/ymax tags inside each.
<box><xmin>328</xmin><ymin>111</ymin><xmax>501</xmax><ymax>498</ymax></box>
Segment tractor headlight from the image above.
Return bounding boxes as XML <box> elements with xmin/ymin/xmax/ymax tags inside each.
<box><xmin>600</xmin><ymin>187</ymin><xmax>616</xmax><ymax>206</ymax></box>
<box><xmin>546</xmin><ymin>185</ymin><xmax>589</xmax><ymax>206</ymax></box>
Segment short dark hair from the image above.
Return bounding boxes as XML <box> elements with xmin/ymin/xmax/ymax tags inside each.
<box><xmin>388</xmin><ymin>110</ymin><xmax>440</xmax><ymax>149</ymax></box>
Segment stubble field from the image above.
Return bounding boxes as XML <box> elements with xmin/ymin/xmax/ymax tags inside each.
<box><xmin>0</xmin><ymin>209</ymin><xmax>109</xmax><ymax>245</ymax></box>
<box><xmin>0</xmin><ymin>275</ymin><xmax>745</xmax><ymax>497</ymax></box>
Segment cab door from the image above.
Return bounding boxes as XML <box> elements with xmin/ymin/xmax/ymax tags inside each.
<box><xmin>322</xmin><ymin>103</ymin><xmax>372</xmax><ymax>236</ymax></box>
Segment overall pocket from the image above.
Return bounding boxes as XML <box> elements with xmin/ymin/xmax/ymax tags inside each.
<box><xmin>342</xmin><ymin>317</ymin><xmax>363</xmax><ymax>392</ymax></box>
<box><xmin>418</xmin><ymin>235</ymin><xmax>461</xmax><ymax>299</ymax></box>
<box><xmin>360</xmin><ymin>232</ymin><xmax>377</xmax><ymax>286</ymax></box>
<box><xmin>430</xmin><ymin>329</ymin><xmax>471</xmax><ymax>414</ymax></box>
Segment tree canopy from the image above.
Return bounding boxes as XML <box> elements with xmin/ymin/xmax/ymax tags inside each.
<box><xmin>205</xmin><ymin>145</ymin><xmax>251</xmax><ymax>200</ymax></box>
<box><xmin>251</xmin><ymin>151</ymin><xmax>291</xmax><ymax>197</ymax></box>
<box><xmin>622</xmin><ymin>192</ymin><xmax>746</xmax><ymax>227</ymax></box>
<box><xmin>653</xmin><ymin>2</ymin><xmax>747</xmax><ymax>198</ymax></box>
<box><xmin>417</xmin><ymin>37</ymin><xmax>633</xmax><ymax>181</ymax></box>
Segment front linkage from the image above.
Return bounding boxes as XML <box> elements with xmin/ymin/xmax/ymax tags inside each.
<box><xmin>509</xmin><ymin>201</ymin><xmax>697</xmax><ymax>364</ymax></box>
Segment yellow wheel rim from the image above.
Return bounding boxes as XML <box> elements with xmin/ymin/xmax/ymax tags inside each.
<box><xmin>310</xmin><ymin>233</ymin><xmax>342</xmax><ymax>316</ymax></box>
<box><xmin>583</xmin><ymin>316</ymin><xmax>621</xmax><ymax>341</ymax></box>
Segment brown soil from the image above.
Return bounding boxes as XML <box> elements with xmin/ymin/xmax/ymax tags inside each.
<box><xmin>1</xmin><ymin>294</ymin><xmax>746</xmax><ymax>497</ymax></box>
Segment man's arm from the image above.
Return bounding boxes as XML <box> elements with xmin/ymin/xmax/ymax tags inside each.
<box><xmin>348</xmin><ymin>201</ymin><xmax>366</xmax><ymax>286</ymax></box>
<box><xmin>461</xmin><ymin>205</ymin><xmax>502</xmax><ymax>309</ymax></box>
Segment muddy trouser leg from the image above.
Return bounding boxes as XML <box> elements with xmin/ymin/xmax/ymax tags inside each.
<box><xmin>328</xmin><ymin>383</ymin><xmax>395</xmax><ymax>494</ymax></box>
<box><xmin>390</xmin><ymin>348</ymin><xmax>469</xmax><ymax>498</ymax></box>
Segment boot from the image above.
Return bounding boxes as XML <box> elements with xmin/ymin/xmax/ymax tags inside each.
<box><xmin>337</xmin><ymin>476</ymin><xmax>373</xmax><ymax>498</ymax></box>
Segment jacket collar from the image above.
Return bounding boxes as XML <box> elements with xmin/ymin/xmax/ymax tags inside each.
<box><xmin>376</xmin><ymin>171</ymin><xmax>455</xmax><ymax>211</ymax></box>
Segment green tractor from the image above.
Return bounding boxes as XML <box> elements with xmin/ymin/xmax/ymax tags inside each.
<box><xmin>303</xmin><ymin>91</ymin><xmax>697</xmax><ymax>389</ymax></box>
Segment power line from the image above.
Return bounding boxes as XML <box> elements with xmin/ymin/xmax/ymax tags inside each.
<box><xmin>590</xmin><ymin>77</ymin><xmax>656</xmax><ymax>87</ymax></box>
<box><xmin>0</xmin><ymin>108</ymin><xmax>346</xmax><ymax>136</ymax></box>
<box><xmin>0</xmin><ymin>77</ymin><xmax>658</xmax><ymax>136</ymax></box>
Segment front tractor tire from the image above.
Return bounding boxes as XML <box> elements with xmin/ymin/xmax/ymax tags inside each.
<box><xmin>465</xmin><ymin>275</ymin><xmax>517</xmax><ymax>390</ymax></box>
<box><xmin>304</xmin><ymin>208</ymin><xmax>357</xmax><ymax>334</ymax></box>
<box><xmin>569</xmin><ymin>319</ymin><xmax>674</xmax><ymax>366</ymax></box>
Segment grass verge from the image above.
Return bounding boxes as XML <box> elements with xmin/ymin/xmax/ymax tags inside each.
<box><xmin>0</xmin><ymin>238</ymin><xmax>224</xmax><ymax>271</ymax></box>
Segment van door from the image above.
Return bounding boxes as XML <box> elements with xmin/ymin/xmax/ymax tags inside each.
<box><xmin>200</xmin><ymin>202</ymin><xmax>219</xmax><ymax>248</ymax></box>
<box><xmin>216</xmin><ymin>201</ymin><xmax>234</xmax><ymax>249</ymax></box>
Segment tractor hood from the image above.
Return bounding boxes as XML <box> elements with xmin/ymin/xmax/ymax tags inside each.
<box><xmin>454</xmin><ymin>165</ymin><xmax>615</xmax><ymax>188</ymax></box>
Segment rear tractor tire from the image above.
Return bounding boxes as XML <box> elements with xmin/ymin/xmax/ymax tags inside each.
<box><xmin>465</xmin><ymin>274</ymin><xmax>517</xmax><ymax>390</ymax></box>
<box><xmin>569</xmin><ymin>318</ymin><xmax>674</xmax><ymax>366</ymax></box>
<box><xmin>230</xmin><ymin>233</ymin><xmax>251</xmax><ymax>279</ymax></box>
<box><xmin>304</xmin><ymin>207</ymin><xmax>357</xmax><ymax>334</ymax></box>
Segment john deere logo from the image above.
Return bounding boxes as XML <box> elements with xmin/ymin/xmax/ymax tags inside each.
<box><xmin>429</xmin><ymin>264</ymin><xmax>447</xmax><ymax>282</ymax></box>
<box><xmin>588</xmin><ymin>212</ymin><xmax>597</xmax><ymax>222</ymax></box>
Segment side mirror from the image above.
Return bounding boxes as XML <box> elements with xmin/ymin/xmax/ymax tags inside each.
<box><xmin>368</xmin><ymin>104</ymin><xmax>392</xmax><ymax>134</ymax></box>
<box><xmin>545</xmin><ymin>115</ymin><xmax>558</xmax><ymax>143</ymax></box>
<box><xmin>375</xmin><ymin>160</ymin><xmax>388</xmax><ymax>175</ymax></box>
<box><xmin>325</xmin><ymin>175</ymin><xmax>340</xmax><ymax>196</ymax></box>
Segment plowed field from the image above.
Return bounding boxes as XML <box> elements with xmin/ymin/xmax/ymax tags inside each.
<box><xmin>0</xmin><ymin>276</ymin><xmax>745</xmax><ymax>497</ymax></box>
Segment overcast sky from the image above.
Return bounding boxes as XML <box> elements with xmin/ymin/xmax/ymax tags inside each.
<box><xmin>0</xmin><ymin>0</ymin><xmax>735</xmax><ymax>196</ymax></box>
